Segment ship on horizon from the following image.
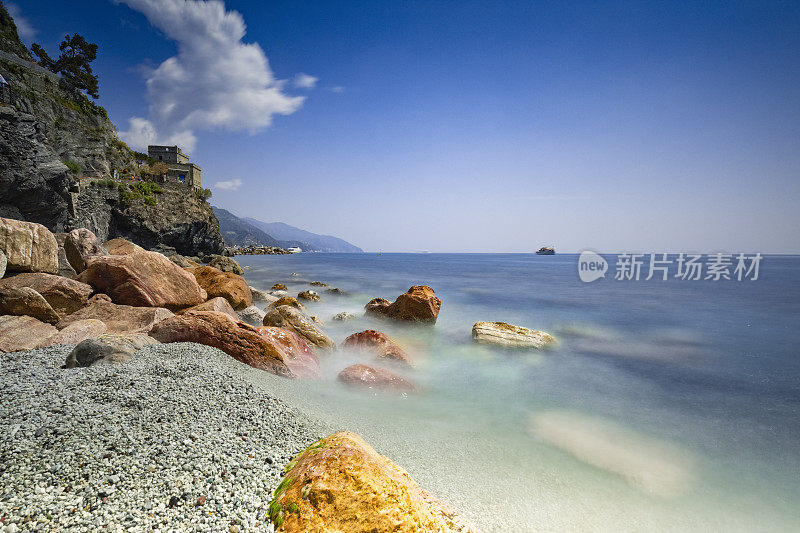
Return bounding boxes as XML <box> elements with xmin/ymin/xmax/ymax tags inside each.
<box><xmin>536</xmin><ymin>246</ymin><xmax>555</xmax><ymax>255</ymax></box>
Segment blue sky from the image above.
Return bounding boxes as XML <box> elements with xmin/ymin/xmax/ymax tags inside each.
<box><xmin>10</xmin><ymin>0</ymin><xmax>800</xmax><ymax>252</ymax></box>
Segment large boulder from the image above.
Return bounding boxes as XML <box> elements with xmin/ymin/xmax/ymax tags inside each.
<box><xmin>56</xmin><ymin>299</ymin><xmax>173</xmax><ymax>334</ymax></box>
<box><xmin>81</xmin><ymin>251</ymin><xmax>207</xmax><ymax>310</ymax></box>
<box><xmin>269</xmin><ymin>431</ymin><xmax>476</xmax><ymax>532</ymax></box>
<box><xmin>341</xmin><ymin>330</ymin><xmax>412</xmax><ymax>366</ymax></box>
<box><xmin>0</xmin><ymin>287</ymin><xmax>60</xmax><ymax>324</ymax></box>
<box><xmin>64</xmin><ymin>334</ymin><xmax>159</xmax><ymax>368</ymax></box>
<box><xmin>472</xmin><ymin>322</ymin><xmax>557</xmax><ymax>349</ymax></box>
<box><xmin>365</xmin><ymin>286</ymin><xmax>441</xmax><ymax>324</ymax></box>
<box><xmin>262</xmin><ymin>305</ymin><xmax>335</xmax><ymax>350</ymax></box>
<box><xmin>0</xmin><ymin>315</ymin><xmax>58</xmax><ymax>352</ymax></box>
<box><xmin>0</xmin><ymin>273</ymin><xmax>92</xmax><ymax>317</ymax></box>
<box><xmin>189</xmin><ymin>266</ymin><xmax>253</xmax><ymax>310</ymax></box>
<box><xmin>63</xmin><ymin>228</ymin><xmax>109</xmax><ymax>273</ymax></box>
<box><xmin>207</xmin><ymin>254</ymin><xmax>244</xmax><ymax>274</ymax></box>
<box><xmin>0</xmin><ymin>217</ymin><xmax>58</xmax><ymax>274</ymax></box>
<box><xmin>149</xmin><ymin>310</ymin><xmax>319</xmax><ymax>378</ymax></box>
<box><xmin>102</xmin><ymin>237</ymin><xmax>145</xmax><ymax>256</ymax></box>
<box><xmin>38</xmin><ymin>319</ymin><xmax>107</xmax><ymax>348</ymax></box>
<box><xmin>180</xmin><ymin>296</ymin><xmax>238</xmax><ymax>320</ymax></box>
<box><xmin>337</xmin><ymin>364</ymin><xmax>416</xmax><ymax>392</ymax></box>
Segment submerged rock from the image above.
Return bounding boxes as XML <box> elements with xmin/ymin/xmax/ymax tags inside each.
<box><xmin>64</xmin><ymin>333</ymin><xmax>159</xmax><ymax>368</ymax></box>
<box><xmin>0</xmin><ymin>217</ymin><xmax>58</xmax><ymax>274</ymax></box>
<box><xmin>63</xmin><ymin>228</ymin><xmax>109</xmax><ymax>273</ymax></box>
<box><xmin>270</xmin><ymin>431</ymin><xmax>476</xmax><ymax>532</ymax></box>
<box><xmin>0</xmin><ymin>272</ymin><xmax>92</xmax><ymax>317</ymax></box>
<box><xmin>57</xmin><ymin>299</ymin><xmax>173</xmax><ymax>334</ymax></box>
<box><xmin>309</xmin><ymin>281</ymin><xmax>328</xmax><ymax>287</ymax></box>
<box><xmin>472</xmin><ymin>322</ymin><xmax>557</xmax><ymax>349</ymax></box>
<box><xmin>189</xmin><ymin>266</ymin><xmax>253</xmax><ymax>310</ymax></box>
<box><xmin>337</xmin><ymin>364</ymin><xmax>416</xmax><ymax>392</ymax></box>
<box><xmin>82</xmin><ymin>251</ymin><xmax>206</xmax><ymax>311</ymax></box>
<box><xmin>271</xmin><ymin>283</ymin><xmax>287</xmax><ymax>291</ymax></box>
<box><xmin>0</xmin><ymin>315</ymin><xmax>58</xmax><ymax>352</ymax></box>
<box><xmin>326</xmin><ymin>287</ymin><xmax>346</xmax><ymax>295</ymax></box>
<box><xmin>297</xmin><ymin>290</ymin><xmax>320</xmax><ymax>302</ymax></box>
<box><xmin>0</xmin><ymin>286</ymin><xmax>60</xmax><ymax>324</ymax></box>
<box><xmin>365</xmin><ymin>286</ymin><xmax>441</xmax><ymax>324</ymax></box>
<box><xmin>262</xmin><ymin>305</ymin><xmax>335</xmax><ymax>349</ymax></box>
<box><xmin>150</xmin><ymin>310</ymin><xmax>319</xmax><ymax>378</ymax></box>
<box><xmin>341</xmin><ymin>329</ymin><xmax>412</xmax><ymax>366</ymax></box>
<box><xmin>332</xmin><ymin>312</ymin><xmax>356</xmax><ymax>321</ymax></box>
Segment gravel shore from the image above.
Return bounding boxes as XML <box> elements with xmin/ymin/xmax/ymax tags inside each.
<box><xmin>0</xmin><ymin>342</ymin><xmax>327</xmax><ymax>532</ymax></box>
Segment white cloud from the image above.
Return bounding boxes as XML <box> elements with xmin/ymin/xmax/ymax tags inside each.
<box><xmin>214</xmin><ymin>178</ymin><xmax>242</xmax><ymax>191</ymax></box>
<box><xmin>118</xmin><ymin>0</ymin><xmax>305</xmax><ymax>152</ymax></box>
<box><xmin>6</xmin><ymin>2</ymin><xmax>37</xmax><ymax>42</ymax></box>
<box><xmin>327</xmin><ymin>86</ymin><xmax>345</xmax><ymax>93</ymax></box>
<box><xmin>292</xmin><ymin>73</ymin><xmax>318</xmax><ymax>89</ymax></box>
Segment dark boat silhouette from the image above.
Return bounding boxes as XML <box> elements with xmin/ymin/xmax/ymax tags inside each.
<box><xmin>536</xmin><ymin>246</ymin><xmax>555</xmax><ymax>255</ymax></box>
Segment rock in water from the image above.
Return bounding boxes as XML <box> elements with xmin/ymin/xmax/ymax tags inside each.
<box><xmin>0</xmin><ymin>217</ymin><xmax>58</xmax><ymax>274</ymax></box>
<box><xmin>365</xmin><ymin>286</ymin><xmax>442</xmax><ymax>324</ymax></box>
<box><xmin>341</xmin><ymin>330</ymin><xmax>412</xmax><ymax>366</ymax></box>
<box><xmin>207</xmin><ymin>255</ymin><xmax>244</xmax><ymax>274</ymax></box>
<box><xmin>0</xmin><ymin>272</ymin><xmax>92</xmax><ymax>317</ymax></box>
<box><xmin>250</xmin><ymin>286</ymin><xmax>278</xmax><ymax>304</ymax></box>
<box><xmin>0</xmin><ymin>287</ymin><xmax>60</xmax><ymax>324</ymax></box>
<box><xmin>56</xmin><ymin>299</ymin><xmax>173</xmax><ymax>334</ymax></box>
<box><xmin>472</xmin><ymin>321</ymin><xmax>557</xmax><ymax>349</ymax></box>
<box><xmin>297</xmin><ymin>290</ymin><xmax>320</xmax><ymax>302</ymax></box>
<box><xmin>188</xmin><ymin>266</ymin><xmax>253</xmax><ymax>310</ymax></box>
<box><xmin>38</xmin><ymin>319</ymin><xmax>107</xmax><ymax>348</ymax></box>
<box><xmin>150</xmin><ymin>310</ymin><xmax>320</xmax><ymax>378</ymax></box>
<box><xmin>0</xmin><ymin>249</ymin><xmax>6</xmax><ymax>278</ymax></box>
<box><xmin>181</xmin><ymin>296</ymin><xmax>239</xmax><ymax>320</ymax></box>
<box><xmin>63</xmin><ymin>228</ymin><xmax>109</xmax><ymax>273</ymax></box>
<box><xmin>270</xmin><ymin>431</ymin><xmax>476</xmax><ymax>532</ymax></box>
<box><xmin>267</xmin><ymin>297</ymin><xmax>305</xmax><ymax>311</ymax></box>
<box><xmin>81</xmin><ymin>251</ymin><xmax>206</xmax><ymax>310</ymax></box>
<box><xmin>64</xmin><ymin>334</ymin><xmax>159</xmax><ymax>367</ymax></box>
<box><xmin>102</xmin><ymin>237</ymin><xmax>145</xmax><ymax>255</ymax></box>
<box><xmin>262</xmin><ymin>305</ymin><xmax>335</xmax><ymax>349</ymax></box>
<box><xmin>332</xmin><ymin>312</ymin><xmax>355</xmax><ymax>321</ymax></box>
<box><xmin>0</xmin><ymin>315</ymin><xmax>58</xmax><ymax>352</ymax></box>
<box><xmin>337</xmin><ymin>364</ymin><xmax>416</xmax><ymax>392</ymax></box>
<box><xmin>271</xmin><ymin>283</ymin><xmax>287</xmax><ymax>291</ymax></box>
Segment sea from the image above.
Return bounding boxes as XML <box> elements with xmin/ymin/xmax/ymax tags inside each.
<box><xmin>235</xmin><ymin>252</ymin><xmax>800</xmax><ymax>532</ymax></box>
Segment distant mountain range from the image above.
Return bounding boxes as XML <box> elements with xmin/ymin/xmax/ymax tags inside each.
<box><xmin>213</xmin><ymin>207</ymin><xmax>363</xmax><ymax>253</ymax></box>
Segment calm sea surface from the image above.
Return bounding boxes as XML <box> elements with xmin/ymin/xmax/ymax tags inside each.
<box><xmin>236</xmin><ymin>253</ymin><xmax>800</xmax><ymax>532</ymax></box>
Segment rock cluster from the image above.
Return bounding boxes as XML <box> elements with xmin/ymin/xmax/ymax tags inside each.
<box><xmin>365</xmin><ymin>285</ymin><xmax>441</xmax><ymax>324</ymax></box>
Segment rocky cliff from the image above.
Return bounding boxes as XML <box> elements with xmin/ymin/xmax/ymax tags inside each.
<box><xmin>0</xmin><ymin>5</ymin><xmax>223</xmax><ymax>255</ymax></box>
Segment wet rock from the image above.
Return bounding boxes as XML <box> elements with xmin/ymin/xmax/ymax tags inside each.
<box><xmin>0</xmin><ymin>272</ymin><xmax>92</xmax><ymax>317</ymax></box>
<box><xmin>38</xmin><ymin>319</ymin><xmax>107</xmax><ymax>348</ymax></box>
<box><xmin>472</xmin><ymin>321</ymin><xmax>557</xmax><ymax>349</ymax></box>
<box><xmin>0</xmin><ymin>315</ymin><xmax>58</xmax><ymax>352</ymax></box>
<box><xmin>262</xmin><ymin>305</ymin><xmax>334</xmax><ymax>350</ymax></box>
<box><xmin>57</xmin><ymin>299</ymin><xmax>173</xmax><ymax>334</ymax></box>
<box><xmin>0</xmin><ymin>217</ymin><xmax>58</xmax><ymax>274</ymax></box>
<box><xmin>271</xmin><ymin>431</ymin><xmax>476</xmax><ymax>532</ymax></box>
<box><xmin>332</xmin><ymin>312</ymin><xmax>356</xmax><ymax>321</ymax></box>
<box><xmin>365</xmin><ymin>286</ymin><xmax>441</xmax><ymax>324</ymax></box>
<box><xmin>189</xmin><ymin>266</ymin><xmax>253</xmax><ymax>310</ymax></box>
<box><xmin>64</xmin><ymin>333</ymin><xmax>159</xmax><ymax>367</ymax></box>
<box><xmin>337</xmin><ymin>364</ymin><xmax>416</xmax><ymax>392</ymax></box>
<box><xmin>181</xmin><ymin>296</ymin><xmax>239</xmax><ymax>320</ymax></box>
<box><xmin>102</xmin><ymin>237</ymin><xmax>145</xmax><ymax>256</ymax></box>
<box><xmin>207</xmin><ymin>255</ymin><xmax>244</xmax><ymax>275</ymax></box>
<box><xmin>150</xmin><ymin>310</ymin><xmax>320</xmax><ymax>378</ymax></box>
<box><xmin>82</xmin><ymin>251</ymin><xmax>207</xmax><ymax>310</ymax></box>
<box><xmin>63</xmin><ymin>228</ymin><xmax>109</xmax><ymax>273</ymax></box>
<box><xmin>341</xmin><ymin>330</ymin><xmax>412</xmax><ymax>366</ymax></box>
<box><xmin>326</xmin><ymin>287</ymin><xmax>346</xmax><ymax>295</ymax></box>
<box><xmin>271</xmin><ymin>283</ymin><xmax>287</xmax><ymax>291</ymax></box>
<box><xmin>309</xmin><ymin>281</ymin><xmax>328</xmax><ymax>287</ymax></box>
<box><xmin>0</xmin><ymin>286</ymin><xmax>60</xmax><ymax>324</ymax></box>
<box><xmin>297</xmin><ymin>290</ymin><xmax>320</xmax><ymax>302</ymax></box>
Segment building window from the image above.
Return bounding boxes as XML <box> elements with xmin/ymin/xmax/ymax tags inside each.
<box><xmin>159</xmin><ymin>155</ymin><xmax>162</xmax><ymax>160</ymax></box>
<box><xmin>178</xmin><ymin>175</ymin><xmax>186</xmax><ymax>183</ymax></box>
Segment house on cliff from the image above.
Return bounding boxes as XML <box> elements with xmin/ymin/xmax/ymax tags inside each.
<box><xmin>147</xmin><ymin>145</ymin><xmax>202</xmax><ymax>189</ymax></box>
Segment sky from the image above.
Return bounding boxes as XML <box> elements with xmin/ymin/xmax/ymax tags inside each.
<box><xmin>9</xmin><ymin>0</ymin><xmax>800</xmax><ymax>253</ymax></box>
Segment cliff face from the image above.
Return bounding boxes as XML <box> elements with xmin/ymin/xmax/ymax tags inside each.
<box><xmin>0</xmin><ymin>6</ymin><xmax>223</xmax><ymax>255</ymax></box>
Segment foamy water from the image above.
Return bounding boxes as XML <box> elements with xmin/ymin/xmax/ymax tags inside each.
<box><xmin>236</xmin><ymin>253</ymin><xmax>800</xmax><ymax>532</ymax></box>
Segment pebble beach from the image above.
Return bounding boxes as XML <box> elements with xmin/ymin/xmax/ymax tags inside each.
<box><xmin>0</xmin><ymin>342</ymin><xmax>326</xmax><ymax>532</ymax></box>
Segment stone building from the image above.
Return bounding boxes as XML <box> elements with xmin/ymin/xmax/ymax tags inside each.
<box><xmin>147</xmin><ymin>145</ymin><xmax>201</xmax><ymax>188</ymax></box>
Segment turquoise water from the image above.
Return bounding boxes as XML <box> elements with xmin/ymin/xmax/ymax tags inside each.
<box><xmin>236</xmin><ymin>253</ymin><xmax>800</xmax><ymax>532</ymax></box>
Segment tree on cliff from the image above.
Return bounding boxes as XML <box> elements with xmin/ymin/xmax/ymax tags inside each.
<box><xmin>31</xmin><ymin>34</ymin><xmax>99</xmax><ymax>99</ymax></box>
